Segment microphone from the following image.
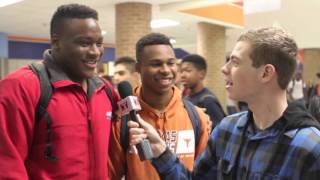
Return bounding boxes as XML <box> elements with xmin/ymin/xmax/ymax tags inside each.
<box><xmin>117</xmin><ymin>81</ymin><xmax>153</xmax><ymax>160</ymax></box>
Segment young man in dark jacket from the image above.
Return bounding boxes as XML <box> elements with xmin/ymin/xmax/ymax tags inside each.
<box><xmin>0</xmin><ymin>4</ymin><xmax>118</xmax><ymax>179</ymax></box>
<box><xmin>180</xmin><ymin>54</ymin><xmax>225</xmax><ymax>129</ymax></box>
<box><xmin>128</xmin><ymin>27</ymin><xmax>320</xmax><ymax>179</ymax></box>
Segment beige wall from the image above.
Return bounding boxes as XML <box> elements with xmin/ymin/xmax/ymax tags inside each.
<box><xmin>197</xmin><ymin>22</ymin><xmax>226</xmax><ymax>109</ymax></box>
<box><xmin>303</xmin><ymin>49</ymin><xmax>320</xmax><ymax>85</ymax></box>
<box><xmin>0</xmin><ymin>59</ymin><xmax>35</xmax><ymax>78</ymax></box>
<box><xmin>115</xmin><ymin>2</ymin><xmax>151</xmax><ymax>59</ymax></box>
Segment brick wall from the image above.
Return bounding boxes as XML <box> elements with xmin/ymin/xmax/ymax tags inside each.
<box><xmin>197</xmin><ymin>22</ymin><xmax>226</xmax><ymax>109</ymax></box>
<box><xmin>115</xmin><ymin>2</ymin><xmax>151</xmax><ymax>60</ymax></box>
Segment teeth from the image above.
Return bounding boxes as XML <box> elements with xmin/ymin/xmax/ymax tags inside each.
<box><xmin>225</xmin><ymin>80</ymin><xmax>233</xmax><ymax>86</ymax></box>
<box><xmin>85</xmin><ymin>60</ymin><xmax>96</xmax><ymax>64</ymax></box>
<box><xmin>158</xmin><ymin>78</ymin><xmax>172</xmax><ymax>85</ymax></box>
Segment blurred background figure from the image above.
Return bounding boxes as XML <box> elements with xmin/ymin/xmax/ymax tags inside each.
<box><xmin>316</xmin><ymin>72</ymin><xmax>320</xmax><ymax>96</ymax></box>
<box><xmin>180</xmin><ymin>54</ymin><xmax>225</xmax><ymax>129</ymax></box>
<box><xmin>287</xmin><ymin>72</ymin><xmax>306</xmax><ymax>102</ymax></box>
<box><xmin>113</xmin><ymin>56</ymin><xmax>140</xmax><ymax>89</ymax></box>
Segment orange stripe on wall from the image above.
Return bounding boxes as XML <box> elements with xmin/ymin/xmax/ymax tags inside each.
<box><xmin>180</xmin><ymin>3</ymin><xmax>244</xmax><ymax>27</ymax></box>
<box><xmin>9</xmin><ymin>35</ymin><xmax>50</xmax><ymax>43</ymax></box>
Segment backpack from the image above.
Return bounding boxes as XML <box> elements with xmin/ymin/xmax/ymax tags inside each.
<box><xmin>198</xmin><ymin>93</ymin><xmax>226</xmax><ymax>117</ymax></box>
<box><xmin>119</xmin><ymin>97</ymin><xmax>202</xmax><ymax>152</ymax></box>
<box><xmin>29</xmin><ymin>62</ymin><xmax>117</xmax><ymax>161</ymax></box>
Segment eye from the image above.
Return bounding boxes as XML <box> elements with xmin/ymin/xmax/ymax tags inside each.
<box><xmin>230</xmin><ymin>59</ymin><xmax>239</xmax><ymax>66</ymax></box>
<box><xmin>78</xmin><ymin>41</ymin><xmax>90</xmax><ymax>47</ymax></box>
<box><xmin>150</xmin><ymin>62</ymin><xmax>162</xmax><ymax>67</ymax></box>
<box><xmin>96</xmin><ymin>42</ymin><xmax>103</xmax><ymax>48</ymax></box>
<box><xmin>167</xmin><ymin>61</ymin><xmax>176</xmax><ymax>66</ymax></box>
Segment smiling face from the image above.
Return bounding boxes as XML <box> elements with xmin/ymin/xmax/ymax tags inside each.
<box><xmin>136</xmin><ymin>44</ymin><xmax>177</xmax><ymax>96</ymax></box>
<box><xmin>52</xmin><ymin>18</ymin><xmax>104</xmax><ymax>83</ymax></box>
<box><xmin>221</xmin><ymin>41</ymin><xmax>264</xmax><ymax>102</ymax></box>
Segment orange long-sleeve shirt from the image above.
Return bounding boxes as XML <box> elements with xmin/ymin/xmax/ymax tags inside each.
<box><xmin>108</xmin><ymin>86</ymin><xmax>210</xmax><ymax>180</ymax></box>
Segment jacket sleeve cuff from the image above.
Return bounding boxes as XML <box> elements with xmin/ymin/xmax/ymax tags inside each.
<box><xmin>151</xmin><ymin>147</ymin><xmax>177</xmax><ymax>173</ymax></box>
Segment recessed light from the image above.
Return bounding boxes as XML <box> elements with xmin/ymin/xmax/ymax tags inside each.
<box><xmin>150</xmin><ymin>19</ymin><xmax>180</xmax><ymax>29</ymax></box>
<box><xmin>0</xmin><ymin>0</ymin><xmax>24</xmax><ymax>8</ymax></box>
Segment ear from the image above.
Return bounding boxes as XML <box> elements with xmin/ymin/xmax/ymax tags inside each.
<box><xmin>135</xmin><ymin>62</ymin><xmax>141</xmax><ymax>74</ymax></box>
<box><xmin>51</xmin><ymin>34</ymin><xmax>60</xmax><ymax>50</ymax></box>
<box><xmin>199</xmin><ymin>69</ymin><xmax>206</xmax><ymax>80</ymax></box>
<box><xmin>260</xmin><ymin>64</ymin><xmax>276</xmax><ymax>83</ymax></box>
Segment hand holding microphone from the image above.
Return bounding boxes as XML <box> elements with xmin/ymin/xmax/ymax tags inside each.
<box><xmin>117</xmin><ymin>81</ymin><xmax>154</xmax><ymax>160</ymax></box>
<box><xmin>128</xmin><ymin>115</ymin><xmax>167</xmax><ymax>158</ymax></box>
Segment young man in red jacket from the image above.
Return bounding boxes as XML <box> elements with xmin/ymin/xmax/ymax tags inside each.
<box><xmin>0</xmin><ymin>4</ymin><xmax>118</xmax><ymax>179</ymax></box>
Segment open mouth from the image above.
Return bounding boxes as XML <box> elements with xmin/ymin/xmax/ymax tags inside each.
<box><xmin>83</xmin><ymin>60</ymin><xmax>98</xmax><ymax>69</ymax></box>
<box><xmin>157</xmin><ymin>77</ymin><xmax>173</xmax><ymax>86</ymax></box>
<box><xmin>225</xmin><ymin>80</ymin><xmax>233</xmax><ymax>88</ymax></box>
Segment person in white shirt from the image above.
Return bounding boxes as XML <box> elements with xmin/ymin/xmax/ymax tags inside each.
<box><xmin>287</xmin><ymin>72</ymin><xmax>306</xmax><ymax>101</ymax></box>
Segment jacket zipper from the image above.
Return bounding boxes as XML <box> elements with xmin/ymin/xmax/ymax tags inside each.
<box><xmin>87</xmin><ymin>104</ymin><xmax>95</xmax><ymax>180</ymax></box>
<box><xmin>83</xmin><ymin>87</ymin><xmax>95</xmax><ymax>180</ymax></box>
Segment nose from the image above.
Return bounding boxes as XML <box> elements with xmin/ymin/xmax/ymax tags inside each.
<box><xmin>180</xmin><ymin>71</ymin><xmax>187</xmax><ymax>79</ymax></box>
<box><xmin>113</xmin><ymin>73</ymin><xmax>120</xmax><ymax>83</ymax></box>
<box><xmin>160</xmin><ymin>63</ymin><xmax>170</xmax><ymax>74</ymax></box>
<box><xmin>89</xmin><ymin>44</ymin><xmax>103</xmax><ymax>58</ymax></box>
<box><xmin>221</xmin><ymin>62</ymin><xmax>229</xmax><ymax>75</ymax></box>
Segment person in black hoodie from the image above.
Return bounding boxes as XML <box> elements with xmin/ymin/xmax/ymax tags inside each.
<box><xmin>127</xmin><ymin>27</ymin><xmax>320</xmax><ymax>180</ymax></box>
<box><xmin>180</xmin><ymin>54</ymin><xmax>225</xmax><ymax>129</ymax></box>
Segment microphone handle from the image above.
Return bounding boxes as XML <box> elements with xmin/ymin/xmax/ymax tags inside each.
<box><xmin>136</xmin><ymin>139</ymin><xmax>153</xmax><ymax>160</ymax></box>
<box><xmin>128</xmin><ymin>111</ymin><xmax>153</xmax><ymax>160</ymax></box>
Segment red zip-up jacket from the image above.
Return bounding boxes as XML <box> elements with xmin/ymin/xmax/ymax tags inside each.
<box><xmin>0</xmin><ymin>55</ymin><xmax>118</xmax><ymax>179</ymax></box>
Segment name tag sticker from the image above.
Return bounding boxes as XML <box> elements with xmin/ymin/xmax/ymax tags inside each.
<box><xmin>106</xmin><ymin>111</ymin><xmax>112</xmax><ymax>120</ymax></box>
<box><xmin>175</xmin><ymin>130</ymin><xmax>195</xmax><ymax>155</ymax></box>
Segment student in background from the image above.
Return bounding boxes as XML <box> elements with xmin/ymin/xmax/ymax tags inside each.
<box><xmin>113</xmin><ymin>56</ymin><xmax>140</xmax><ymax>89</ymax></box>
<box><xmin>287</xmin><ymin>72</ymin><xmax>306</xmax><ymax>102</ymax></box>
<box><xmin>180</xmin><ymin>54</ymin><xmax>225</xmax><ymax>128</ymax></box>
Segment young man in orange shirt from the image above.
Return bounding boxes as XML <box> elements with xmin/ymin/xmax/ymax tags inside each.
<box><xmin>108</xmin><ymin>33</ymin><xmax>210</xmax><ymax>180</ymax></box>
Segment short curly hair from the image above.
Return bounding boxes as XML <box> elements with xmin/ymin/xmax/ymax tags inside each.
<box><xmin>115</xmin><ymin>56</ymin><xmax>136</xmax><ymax>73</ymax></box>
<box><xmin>181</xmin><ymin>54</ymin><xmax>207</xmax><ymax>71</ymax></box>
<box><xmin>136</xmin><ymin>33</ymin><xmax>173</xmax><ymax>63</ymax></box>
<box><xmin>50</xmin><ymin>3</ymin><xmax>98</xmax><ymax>37</ymax></box>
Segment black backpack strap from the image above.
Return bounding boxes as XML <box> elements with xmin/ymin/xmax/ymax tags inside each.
<box><xmin>29</xmin><ymin>62</ymin><xmax>58</xmax><ymax>161</ymax></box>
<box><xmin>182</xmin><ymin>97</ymin><xmax>201</xmax><ymax>148</ymax></box>
<box><xmin>104</xmin><ymin>84</ymin><xmax>118</xmax><ymax>121</ymax></box>
<box><xmin>29</xmin><ymin>62</ymin><xmax>52</xmax><ymax>122</ymax></box>
<box><xmin>199</xmin><ymin>94</ymin><xmax>226</xmax><ymax>117</ymax></box>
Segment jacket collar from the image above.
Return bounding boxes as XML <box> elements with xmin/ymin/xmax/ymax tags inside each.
<box><xmin>134</xmin><ymin>86</ymin><xmax>182</xmax><ymax>117</ymax></box>
<box><xmin>43</xmin><ymin>49</ymin><xmax>105</xmax><ymax>97</ymax></box>
<box><xmin>236</xmin><ymin>100</ymin><xmax>320</xmax><ymax>131</ymax></box>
